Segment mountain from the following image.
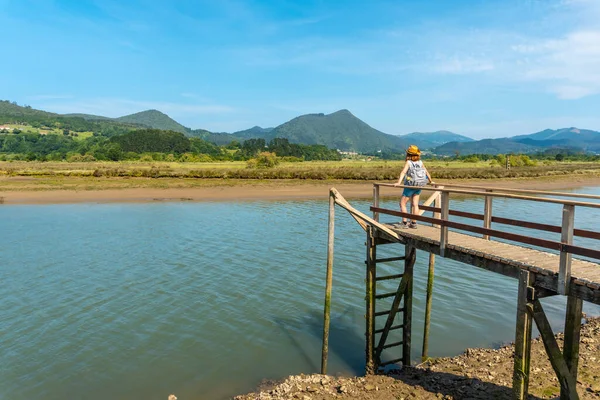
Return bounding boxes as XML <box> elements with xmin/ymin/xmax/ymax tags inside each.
<box><xmin>434</xmin><ymin>138</ymin><xmax>542</xmax><ymax>156</ymax></box>
<box><xmin>512</xmin><ymin>128</ymin><xmax>600</xmax><ymax>152</ymax></box>
<box><xmin>0</xmin><ymin>100</ymin><xmax>57</xmax><ymax>118</ymax></box>
<box><xmin>398</xmin><ymin>130</ymin><xmax>473</xmax><ymax>150</ymax></box>
<box><xmin>434</xmin><ymin>127</ymin><xmax>600</xmax><ymax>155</ymax></box>
<box><xmin>62</xmin><ymin>113</ymin><xmax>110</xmax><ymax>121</ymax></box>
<box><xmin>116</xmin><ymin>110</ymin><xmax>189</xmax><ymax>134</ymax></box>
<box><xmin>244</xmin><ymin>109</ymin><xmax>408</xmax><ymax>152</ymax></box>
<box><xmin>233</xmin><ymin>126</ymin><xmax>274</xmax><ymax>139</ymax></box>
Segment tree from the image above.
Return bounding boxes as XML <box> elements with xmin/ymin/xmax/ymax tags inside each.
<box><xmin>555</xmin><ymin>153</ymin><xmax>564</xmax><ymax>161</ymax></box>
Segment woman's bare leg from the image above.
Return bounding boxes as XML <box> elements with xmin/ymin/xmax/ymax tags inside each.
<box><xmin>400</xmin><ymin>196</ymin><xmax>410</xmax><ymax>223</ymax></box>
<box><xmin>411</xmin><ymin>194</ymin><xmax>421</xmax><ymax>222</ymax></box>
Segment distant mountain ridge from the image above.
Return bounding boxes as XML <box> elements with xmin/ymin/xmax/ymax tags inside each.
<box><xmin>2</xmin><ymin>100</ymin><xmax>598</xmax><ymax>155</ymax></box>
<box><xmin>435</xmin><ymin>127</ymin><xmax>600</xmax><ymax>155</ymax></box>
<box><xmin>398</xmin><ymin>130</ymin><xmax>473</xmax><ymax>150</ymax></box>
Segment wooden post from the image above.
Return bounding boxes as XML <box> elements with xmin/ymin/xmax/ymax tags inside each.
<box><xmin>321</xmin><ymin>192</ymin><xmax>335</xmax><ymax>374</ymax></box>
<box><xmin>483</xmin><ymin>190</ymin><xmax>493</xmax><ymax>240</ymax></box>
<box><xmin>365</xmin><ymin>226</ymin><xmax>377</xmax><ymax>374</ymax></box>
<box><xmin>439</xmin><ymin>191</ymin><xmax>450</xmax><ymax>257</ymax></box>
<box><xmin>433</xmin><ymin>188</ymin><xmax>442</xmax><ymax>228</ymax></box>
<box><xmin>373</xmin><ymin>184</ymin><xmax>380</xmax><ymax>222</ymax></box>
<box><xmin>513</xmin><ymin>270</ymin><xmax>534</xmax><ymax>400</ymax></box>
<box><xmin>402</xmin><ymin>245</ymin><xmax>415</xmax><ymax>366</ymax></box>
<box><xmin>421</xmin><ymin>252</ymin><xmax>435</xmax><ymax>362</ymax></box>
<box><xmin>558</xmin><ymin>204</ymin><xmax>575</xmax><ymax>295</ymax></box>
<box><xmin>531</xmin><ymin>300</ymin><xmax>579</xmax><ymax>399</ymax></box>
<box><xmin>561</xmin><ymin>295</ymin><xmax>583</xmax><ymax>400</ymax></box>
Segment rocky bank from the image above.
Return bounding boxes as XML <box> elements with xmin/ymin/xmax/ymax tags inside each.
<box><xmin>234</xmin><ymin>317</ymin><xmax>600</xmax><ymax>400</ymax></box>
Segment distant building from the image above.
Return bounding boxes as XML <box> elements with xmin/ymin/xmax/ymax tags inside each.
<box><xmin>0</xmin><ymin>125</ymin><xmax>12</xmax><ymax>131</ymax></box>
<box><xmin>338</xmin><ymin>150</ymin><xmax>359</xmax><ymax>156</ymax></box>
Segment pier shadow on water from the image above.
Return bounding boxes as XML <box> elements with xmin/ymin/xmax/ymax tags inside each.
<box><xmin>273</xmin><ymin>307</ymin><xmax>365</xmax><ymax>375</ymax></box>
<box><xmin>273</xmin><ymin>309</ymin><xmax>546</xmax><ymax>400</ymax></box>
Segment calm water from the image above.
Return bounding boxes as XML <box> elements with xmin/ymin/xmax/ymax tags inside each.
<box><xmin>1</xmin><ymin>187</ymin><xmax>599</xmax><ymax>400</ymax></box>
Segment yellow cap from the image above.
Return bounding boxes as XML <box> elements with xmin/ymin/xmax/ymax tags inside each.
<box><xmin>406</xmin><ymin>145</ymin><xmax>421</xmax><ymax>155</ymax></box>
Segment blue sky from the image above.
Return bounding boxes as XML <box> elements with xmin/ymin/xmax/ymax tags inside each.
<box><xmin>1</xmin><ymin>0</ymin><xmax>598</xmax><ymax>138</ymax></box>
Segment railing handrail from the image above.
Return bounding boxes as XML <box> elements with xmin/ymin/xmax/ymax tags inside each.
<box><xmin>370</xmin><ymin>205</ymin><xmax>600</xmax><ymax>261</ymax></box>
<box><xmin>374</xmin><ymin>183</ymin><xmax>600</xmax><ymax>209</ymax></box>
<box><xmin>417</xmin><ymin>204</ymin><xmax>600</xmax><ymax>241</ymax></box>
<box><xmin>429</xmin><ymin>183</ymin><xmax>600</xmax><ymax>201</ymax></box>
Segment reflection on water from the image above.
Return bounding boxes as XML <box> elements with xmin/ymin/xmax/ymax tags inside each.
<box><xmin>1</xmin><ymin>187</ymin><xmax>599</xmax><ymax>400</ymax></box>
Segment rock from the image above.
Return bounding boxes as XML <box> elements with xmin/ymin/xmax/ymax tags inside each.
<box><xmin>364</xmin><ymin>384</ymin><xmax>376</xmax><ymax>391</ymax></box>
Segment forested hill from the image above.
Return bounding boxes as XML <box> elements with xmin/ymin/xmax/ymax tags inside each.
<box><xmin>259</xmin><ymin>109</ymin><xmax>408</xmax><ymax>153</ymax></box>
<box><xmin>0</xmin><ymin>100</ymin><xmax>57</xmax><ymax>118</ymax></box>
<box><xmin>116</xmin><ymin>110</ymin><xmax>189</xmax><ymax>134</ymax></box>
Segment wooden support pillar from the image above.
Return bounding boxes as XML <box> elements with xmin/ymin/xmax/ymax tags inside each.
<box><xmin>439</xmin><ymin>192</ymin><xmax>450</xmax><ymax>257</ymax></box>
<box><xmin>365</xmin><ymin>226</ymin><xmax>377</xmax><ymax>375</ymax></box>
<box><xmin>561</xmin><ymin>295</ymin><xmax>583</xmax><ymax>400</ymax></box>
<box><xmin>513</xmin><ymin>269</ymin><xmax>534</xmax><ymax>400</ymax></box>
<box><xmin>483</xmin><ymin>190</ymin><xmax>493</xmax><ymax>240</ymax></box>
<box><xmin>433</xmin><ymin>188</ymin><xmax>442</xmax><ymax>228</ymax></box>
<box><xmin>321</xmin><ymin>192</ymin><xmax>335</xmax><ymax>374</ymax></box>
<box><xmin>558</xmin><ymin>204</ymin><xmax>575</xmax><ymax>295</ymax></box>
<box><xmin>531</xmin><ymin>300</ymin><xmax>579</xmax><ymax>399</ymax></box>
<box><xmin>402</xmin><ymin>245</ymin><xmax>415</xmax><ymax>366</ymax></box>
<box><xmin>421</xmin><ymin>252</ymin><xmax>435</xmax><ymax>361</ymax></box>
<box><xmin>373</xmin><ymin>184</ymin><xmax>380</xmax><ymax>222</ymax></box>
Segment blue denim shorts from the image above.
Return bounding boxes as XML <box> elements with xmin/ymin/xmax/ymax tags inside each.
<box><xmin>402</xmin><ymin>188</ymin><xmax>422</xmax><ymax>197</ymax></box>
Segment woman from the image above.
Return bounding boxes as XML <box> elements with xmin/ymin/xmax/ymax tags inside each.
<box><xmin>393</xmin><ymin>145</ymin><xmax>434</xmax><ymax>229</ymax></box>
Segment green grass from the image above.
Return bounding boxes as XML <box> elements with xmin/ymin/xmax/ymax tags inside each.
<box><xmin>2</xmin><ymin>124</ymin><xmax>93</xmax><ymax>140</ymax></box>
<box><xmin>1</xmin><ymin>159</ymin><xmax>599</xmax><ymax>181</ymax></box>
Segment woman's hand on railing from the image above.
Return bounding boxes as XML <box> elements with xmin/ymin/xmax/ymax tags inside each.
<box><xmin>393</xmin><ymin>181</ymin><xmax>402</xmax><ymax>187</ymax></box>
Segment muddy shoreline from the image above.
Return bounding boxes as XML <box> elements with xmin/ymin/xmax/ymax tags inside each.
<box><xmin>1</xmin><ymin>175</ymin><xmax>599</xmax><ymax>205</ymax></box>
<box><xmin>234</xmin><ymin>317</ymin><xmax>600</xmax><ymax>399</ymax></box>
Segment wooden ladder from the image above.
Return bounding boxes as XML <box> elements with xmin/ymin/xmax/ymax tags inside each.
<box><xmin>365</xmin><ymin>226</ymin><xmax>415</xmax><ymax>374</ymax></box>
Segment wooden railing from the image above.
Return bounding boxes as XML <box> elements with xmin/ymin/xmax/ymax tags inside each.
<box><xmin>372</xmin><ymin>183</ymin><xmax>600</xmax><ymax>295</ymax></box>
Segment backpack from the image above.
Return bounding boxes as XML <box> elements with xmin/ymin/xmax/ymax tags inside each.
<box><xmin>405</xmin><ymin>160</ymin><xmax>428</xmax><ymax>187</ymax></box>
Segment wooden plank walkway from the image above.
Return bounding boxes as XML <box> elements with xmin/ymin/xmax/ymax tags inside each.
<box><xmin>383</xmin><ymin>223</ymin><xmax>600</xmax><ymax>305</ymax></box>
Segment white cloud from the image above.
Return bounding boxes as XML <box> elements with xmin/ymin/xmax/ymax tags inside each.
<box><xmin>513</xmin><ymin>30</ymin><xmax>600</xmax><ymax>99</ymax></box>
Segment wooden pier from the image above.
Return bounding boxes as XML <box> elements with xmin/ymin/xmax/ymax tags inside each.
<box><xmin>321</xmin><ymin>183</ymin><xmax>600</xmax><ymax>400</ymax></box>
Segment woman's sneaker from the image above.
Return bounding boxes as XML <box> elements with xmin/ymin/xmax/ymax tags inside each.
<box><xmin>409</xmin><ymin>221</ymin><xmax>418</xmax><ymax>229</ymax></box>
<box><xmin>395</xmin><ymin>221</ymin><xmax>409</xmax><ymax>229</ymax></box>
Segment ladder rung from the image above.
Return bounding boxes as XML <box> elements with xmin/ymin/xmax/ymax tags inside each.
<box><xmin>374</xmin><ymin>310</ymin><xmax>391</xmax><ymax>317</ymax></box>
<box><xmin>375</xmin><ymin>273</ymin><xmax>404</xmax><ymax>281</ymax></box>
<box><xmin>375</xmin><ymin>324</ymin><xmax>403</xmax><ymax>334</ymax></box>
<box><xmin>375</xmin><ymin>256</ymin><xmax>406</xmax><ymax>263</ymax></box>
<box><xmin>382</xmin><ymin>341</ymin><xmax>403</xmax><ymax>349</ymax></box>
<box><xmin>375</xmin><ymin>292</ymin><xmax>397</xmax><ymax>300</ymax></box>
<box><xmin>380</xmin><ymin>357</ymin><xmax>403</xmax><ymax>366</ymax></box>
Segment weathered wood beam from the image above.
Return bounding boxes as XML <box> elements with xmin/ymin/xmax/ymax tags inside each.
<box><xmin>321</xmin><ymin>191</ymin><xmax>335</xmax><ymax>374</ymax></box>
<box><xmin>365</xmin><ymin>226</ymin><xmax>376</xmax><ymax>375</ymax></box>
<box><xmin>439</xmin><ymin>193</ymin><xmax>450</xmax><ymax>257</ymax></box>
<box><xmin>558</xmin><ymin>204</ymin><xmax>575</xmax><ymax>295</ymax></box>
<box><xmin>422</xmin><ymin>252</ymin><xmax>436</xmax><ymax>361</ymax></box>
<box><xmin>561</xmin><ymin>295</ymin><xmax>583</xmax><ymax>400</ymax></box>
<box><xmin>513</xmin><ymin>270</ymin><xmax>534</xmax><ymax>400</ymax></box>
<box><xmin>483</xmin><ymin>190</ymin><xmax>493</xmax><ymax>240</ymax></box>
<box><xmin>373</xmin><ymin>184</ymin><xmax>380</xmax><ymax>223</ymax></box>
<box><xmin>402</xmin><ymin>245</ymin><xmax>415</xmax><ymax>366</ymax></box>
<box><xmin>531</xmin><ymin>299</ymin><xmax>579</xmax><ymax>400</ymax></box>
